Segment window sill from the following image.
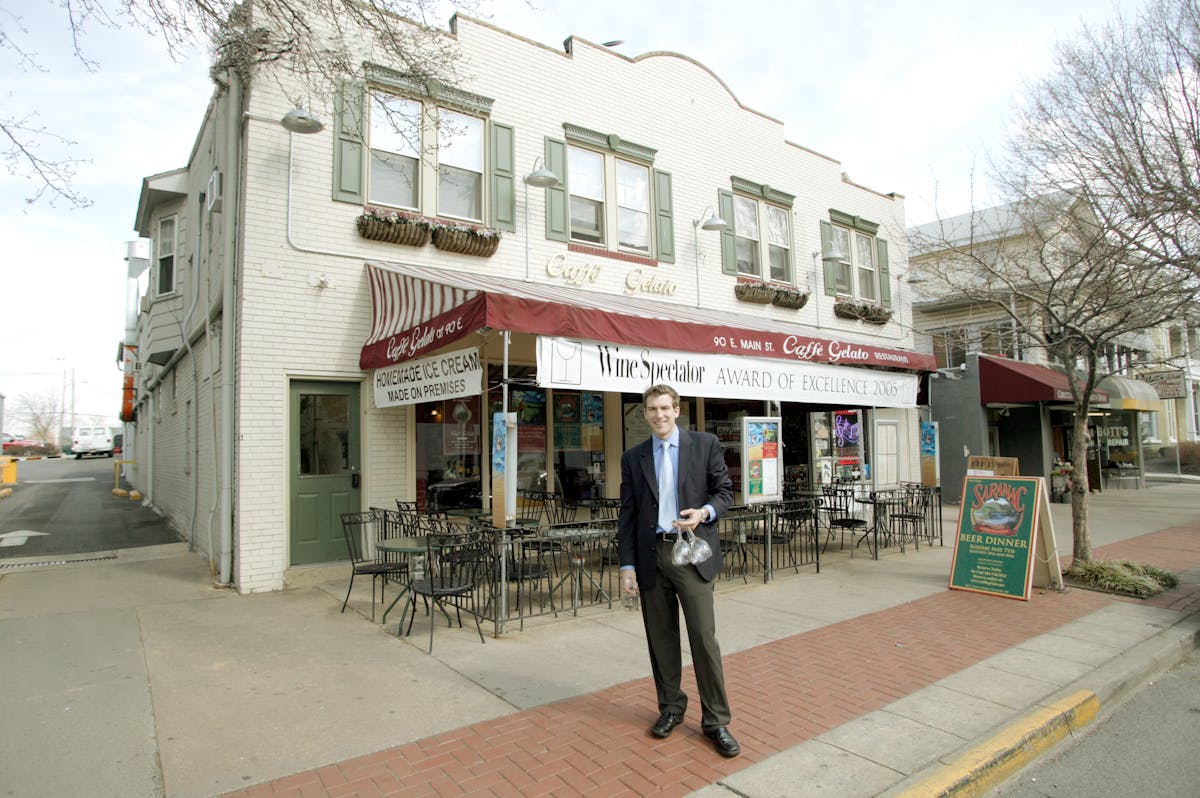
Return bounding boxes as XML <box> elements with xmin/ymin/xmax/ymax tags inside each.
<box><xmin>568</xmin><ymin>242</ymin><xmax>657</xmax><ymax>267</ymax></box>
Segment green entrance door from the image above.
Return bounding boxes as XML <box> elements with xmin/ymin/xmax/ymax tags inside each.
<box><xmin>290</xmin><ymin>381</ymin><xmax>361</xmax><ymax>565</ymax></box>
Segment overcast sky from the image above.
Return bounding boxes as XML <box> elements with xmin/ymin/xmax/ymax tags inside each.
<box><xmin>0</xmin><ymin>0</ymin><xmax>1143</xmax><ymax>433</ymax></box>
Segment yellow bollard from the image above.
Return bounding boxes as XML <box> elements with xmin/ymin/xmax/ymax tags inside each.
<box><xmin>129</xmin><ymin>489</ymin><xmax>142</xmax><ymax>501</ymax></box>
<box><xmin>0</xmin><ymin>456</ymin><xmax>16</xmax><ymax>485</ymax></box>
<box><xmin>113</xmin><ymin>459</ymin><xmax>136</xmax><ymax>493</ymax></box>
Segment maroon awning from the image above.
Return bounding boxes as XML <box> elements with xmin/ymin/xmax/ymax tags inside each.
<box><xmin>978</xmin><ymin>354</ymin><xmax>1107</xmax><ymax>404</ymax></box>
<box><xmin>360</xmin><ymin>262</ymin><xmax>937</xmax><ymax>373</ymax></box>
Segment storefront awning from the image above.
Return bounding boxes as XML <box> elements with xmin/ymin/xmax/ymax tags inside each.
<box><xmin>360</xmin><ymin>261</ymin><xmax>937</xmax><ymax>373</ymax></box>
<box><xmin>1096</xmin><ymin>374</ymin><xmax>1161</xmax><ymax>412</ymax></box>
<box><xmin>978</xmin><ymin>354</ymin><xmax>1107</xmax><ymax>404</ymax></box>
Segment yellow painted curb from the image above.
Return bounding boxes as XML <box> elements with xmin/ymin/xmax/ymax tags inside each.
<box><xmin>894</xmin><ymin>690</ymin><xmax>1100</xmax><ymax>798</ymax></box>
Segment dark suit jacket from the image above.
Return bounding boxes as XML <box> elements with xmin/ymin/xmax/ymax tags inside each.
<box><xmin>618</xmin><ymin>428</ymin><xmax>734</xmax><ymax>588</ymax></box>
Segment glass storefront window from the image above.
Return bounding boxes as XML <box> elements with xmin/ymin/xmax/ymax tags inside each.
<box><xmin>298</xmin><ymin>394</ymin><xmax>350</xmax><ymax>475</ymax></box>
<box><xmin>833</xmin><ymin>409</ymin><xmax>864</xmax><ymax>479</ymax></box>
<box><xmin>551</xmin><ymin>390</ymin><xmax>606</xmax><ymax>502</ymax></box>
<box><xmin>415</xmin><ymin>395</ymin><xmax>483</xmax><ymax>512</ymax></box>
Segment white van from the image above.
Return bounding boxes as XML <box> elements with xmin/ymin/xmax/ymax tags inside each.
<box><xmin>72</xmin><ymin>426</ymin><xmax>114</xmax><ymax>459</ymax></box>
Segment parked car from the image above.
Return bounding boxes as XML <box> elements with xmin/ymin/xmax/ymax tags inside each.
<box><xmin>72</xmin><ymin>426</ymin><xmax>115</xmax><ymax>458</ymax></box>
<box><xmin>2</xmin><ymin>432</ymin><xmax>43</xmax><ymax>452</ymax></box>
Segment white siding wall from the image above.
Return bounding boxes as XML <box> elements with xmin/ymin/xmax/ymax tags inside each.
<box><xmin>164</xmin><ymin>14</ymin><xmax>920</xmax><ymax>592</ymax></box>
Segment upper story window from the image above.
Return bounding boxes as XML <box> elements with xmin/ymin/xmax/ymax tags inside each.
<box><xmin>157</xmin><ymin>216</ymin><xmax>176</xmax><ymax>296</ymax></box>
<box><xmin>541</xmin><ymin>125</ymin><xmax>673</xmax><ymax>263</ymax></box>
<box><xmin>334</xmin><ymin>72</ymin><xmax>515</xmax><ymax>231</ymax></box>
<box><xmin>367</xmin><ymin>94</ymin><xmax>485</xmax><ymax>223</ymax></box>
<box><xmin>931</xmin><ymin>322</ymin><xmax>1021</xmax><ymax>369</ymax></box>
<box><xmin>719</xmin><ymin>179</ymin><xmax>795</xmax><ymax>282</ymax></box>
<box><xmin>821</xmin><ymin>210</ymin><xmax>891</xmax><ymax>305</ymax></box>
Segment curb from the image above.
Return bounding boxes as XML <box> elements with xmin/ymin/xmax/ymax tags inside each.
<box><xmin>884</xmin><ymin>611</ymin><xmax>1200</xmax><ymax>798</ymax></box>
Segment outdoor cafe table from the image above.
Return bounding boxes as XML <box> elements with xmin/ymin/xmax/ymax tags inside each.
<box><xmin>375</xmin><ymin>536</ymin><xmax>428</xmax><ymax>624</ymax></box>
<box><xmin>542</xmin><ymin>526</ymin><xmax>615</xmax><ymax>614</ymax></box>
<box><xmin>853</xmin><ymin>491</ymin><xmax>907</xmax><ymax>559</ymax></box>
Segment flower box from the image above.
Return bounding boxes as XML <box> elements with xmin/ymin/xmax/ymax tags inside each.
<box><xmin>833</xmin><ymin>299</ymin><xmax>893</xmax><ymax>324</ymax></box>
<box><xmin>734</xmin><ymin>282</ymin><xmax>776</xmax><ymax>304</ymax></box>
<box><xmin>431</xmin><ymin>225</ymin><xmax>501</xmax><ymax>257</ymax></box>
<box><xmin>356</xmin><ymin>208</ymin><xmax>431</xmax><ymax>247</ymax></box>
<box><xmin>771</xmin><ymin>288</ymin><xmax>809</xmax><ymax>309</ymax></box>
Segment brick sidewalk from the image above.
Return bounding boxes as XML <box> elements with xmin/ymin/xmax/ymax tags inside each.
<box><xmin>225</xmin><ymin>528</ymin><xmax>1200</xmax><ymax>798</ymax></box>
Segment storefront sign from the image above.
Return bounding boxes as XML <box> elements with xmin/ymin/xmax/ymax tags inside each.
<box><xmin>372</xmin><ymin>347</ymin><xmax>483</xmax><ymax>408</ymax></box>
<box><xmin>536</xmin><ymin>337</ymin><xmax>919</xmax><ymax>408</ymax></box>
<box><xmin>1142</xmin><ymin>370</ymin><xmax>1186</xmax><ymax>399</ymax></box>
<box><xmin>949</xmin><ymin>476</ymin><xmax>1042</xmax><ymax>600</ymax></box>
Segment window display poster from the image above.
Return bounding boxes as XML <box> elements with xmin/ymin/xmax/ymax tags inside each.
<box><xmin>742</xmin><ymin>416</ymin><xmax>782</xmax><ymax>503</ymax></box>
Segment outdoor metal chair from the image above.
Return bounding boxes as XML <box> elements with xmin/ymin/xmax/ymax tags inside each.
<box><xmin>400</xmin><ymin>533</ymin><xmax>489</xmax><ymax>653</ymax></box>
<box><xmin>821</xmin><ymin>485</ymin><xmax>869</xmax><ymax>556</ymax></box>
<box><xmin>339</xmin><ymin>511</ymin><xmax>410</xmax><ymax>622</ymax></box>
<box><xmin>544</xmin><ymin>490</ymin><xmax>579</xmax><ymax>524</ymax></box>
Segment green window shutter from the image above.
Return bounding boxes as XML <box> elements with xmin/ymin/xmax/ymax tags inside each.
<box><xmin>490</xmin><ymin>123</ymin><xmax>515</xmax><ymax>231</ymax></box>
<box><xmin>653</xmin><ymin>169</ymin><xmax>674</xmax><ymax>263</ymax></box>
<box><xmin>719</xmin><ymin>189</ymin><xmax>736</xmax><ymax>275</ymax></box>
<box><xmin>544</xmin><ymin>138</ymin><xmax>568</xmax><ymax>242</ymax></box>
<box><xmin>877</xmin><ymin>238</ymin><xmax>891</xmax><ymax>306</ymax></box>
<box><xmin>332</xmin><ymin>79</ymin><xmax>366</xmax><ymax>204</ymax></box>
<box><xmin>820</xmin><ymin>220</ymin><xmax>838</xmax><ymax>296</ymax></box>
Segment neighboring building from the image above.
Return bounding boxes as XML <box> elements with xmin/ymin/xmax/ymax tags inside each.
<box><xmin>909</xmin><ymin>200</ymin><xmax>1172</xmax><ymax>503</ymax></box>
<box><xmin>126</xmin><ymin>12</ymin><xmax>934</xmax><ymax>594</ymax></box>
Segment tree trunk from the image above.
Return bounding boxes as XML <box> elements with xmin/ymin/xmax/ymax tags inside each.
<box><xmin>1070</xmin><ymin>405</ymin><xmax>1092</xmax><ymax>562</ymax></box>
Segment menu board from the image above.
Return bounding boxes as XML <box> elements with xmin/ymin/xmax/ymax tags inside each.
<box><xmin>741</xmin><ymin>416</ymin><xmax>782</xmax><ymax>504</ymax></box>
<box><xmin>949</xmin><ymin>476</ymin><xmax>1042</xmax><ymax>600</ymax></box>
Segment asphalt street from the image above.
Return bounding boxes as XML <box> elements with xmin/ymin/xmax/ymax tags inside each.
<box><xmin>987</xmin><ymin>649</ymin><xmax>1200</xmax><ymax>797</ymax></box>
<box><xmin>0</xmin><ymin>456</ymin><xmax>182</xmax><ymax>558</ymax></box>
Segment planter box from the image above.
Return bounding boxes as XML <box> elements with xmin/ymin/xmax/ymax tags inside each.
<box><xmin>431</xmin><ymin>227</ymin><xmax>501</xmax><ymax>257</ymax></box>
<box><xmin>356</xmin><ymin>217</ymin><xmax>431</xmax><ymax>247</ymax></box>
<box><xmin>834</xmin><ymin>301</ymin><xmax>892</xmax><ymax>324</ymax></box>
<box><xmin>772</xmin><ymin>290</ymin><xmax>809</xmax><ymax>309</ymax></box>
<box><xmin>734</xmin><ymin>283</ymin><xmax>776</xmax><ymax>304</ymax></box>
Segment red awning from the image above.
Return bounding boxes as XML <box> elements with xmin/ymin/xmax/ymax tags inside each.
<box><xmin>360</xmin><ymin>262</ymin><xmax>937</xmax><ymax>372</ymax></box>
<box><xmin>978</xmin><ymin>354</ymin><xmax>1107</xmax><ymax>404</ymax></box>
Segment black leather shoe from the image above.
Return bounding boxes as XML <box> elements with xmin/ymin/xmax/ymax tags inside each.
<box><xmin>704</xmin><ymin>726</ymin><xmax>741</xmax><ymax>757</ymax></box>
<box><xmin>650</xmin><ymin>711</ymin><xmax>683</xmax><ymax>738</ymax></box>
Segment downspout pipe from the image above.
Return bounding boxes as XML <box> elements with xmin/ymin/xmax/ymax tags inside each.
<box><xmin>219</xmin><ymin>69</ymin><xmax>241</xmax><ymax>587</ymax></box>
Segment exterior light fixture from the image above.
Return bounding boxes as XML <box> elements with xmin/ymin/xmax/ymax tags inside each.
<box><xmin>524</xmin><ymin>158</ymin><xmax>561</xmax><ymax>188</ymax></box>
<box><xmin>280</xmin><ymin>108</ymin><xmax>324</xmax><ymax>134</ymax></box>
<box><xmin>694</xmin><ymin>206</ymin><xmax>728</xmax><ymax>232</ymax></box>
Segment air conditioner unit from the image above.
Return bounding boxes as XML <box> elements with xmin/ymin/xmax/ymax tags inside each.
<box><xmin>206</xmin><ymin>170</ymin><xmax>223</xmax><ymax>213</ymax></box>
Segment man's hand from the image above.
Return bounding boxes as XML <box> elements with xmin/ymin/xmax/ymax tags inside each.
<box><xmin>621</xmin><ymin>571</ymin><xmax>639</xmax><ymax>596</ymax></box>
<box><xmin>674</xmin><ymin>507</ymin><xmax>706</xmax><ymax>533</ymax></box>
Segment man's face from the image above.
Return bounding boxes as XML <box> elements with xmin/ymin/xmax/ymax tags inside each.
<box><xmin>644</xmin><ymin>393</ymin><xmax>679</xmax><ymax>440</ymax></box>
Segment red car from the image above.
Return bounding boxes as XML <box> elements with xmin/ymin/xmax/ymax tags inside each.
<box><xmin>2</xmin><ymin>433</ymin><xmax>43</xmax><ymax>452</ymax></box>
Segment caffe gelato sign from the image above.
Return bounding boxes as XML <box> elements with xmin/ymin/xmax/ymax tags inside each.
<box><xmin>536</xmin><ymin>337</ymin><xmax>918</xmax><ymax>408</ymax></box>
<box><xmin>373</xmin><ymin>347</ymin><xmax>482</xmax><ymax>408</ymax></box>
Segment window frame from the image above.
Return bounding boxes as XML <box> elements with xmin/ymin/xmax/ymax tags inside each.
<box><xmin>821</xmin><ymin>211</ymin><xmax>891</xmax><ymax>305</ymax></box>
<box><xmin>719</xmin><ymin>179</ymin><xmax>796</xmax><ymax>283</ymax></box>
<box><xmin>156</xmin><ymin>216</ymin><xmax>177</xmax><ymax>296</ymax></box>
<box><xmin>565</xmin><ymin>142</ymin><xmax>653</xmax><ymax>255</ymax></box>
<box><xmin>366</xmin><ymin>90</ymin><xmax>489</xmax><ymax>224</ymax></box>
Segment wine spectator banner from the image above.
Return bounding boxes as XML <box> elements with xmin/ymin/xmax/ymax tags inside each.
<box><xmin>950</xmin><ymin>476</ymin><xmax>1046</xmax><ymax>600</ymax></box>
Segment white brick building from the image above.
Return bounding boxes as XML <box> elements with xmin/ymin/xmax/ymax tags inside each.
<box><xmin>128</xmin><ymin>13</ymin><xmax>934</xmax><ymax>593</ymax></box>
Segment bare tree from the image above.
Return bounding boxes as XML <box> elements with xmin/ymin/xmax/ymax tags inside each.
<box><xmin>913</xmin><ymin>193</ymin><xmax>1200</xmax><ymax>563</ymax></box>
<box><xmin>1003</xmin><ymin>0</ymin><xmax>1200</xmax><ymax>281</ymax></box>
<box><xmin>2</xmin><ymin>0</ymin><xmax>480</xmax><ymax>208</ymax></box>
<box><xmin>11</xmin><ymin>389</ymin><xmax>62</xmax><ymax>445</ymax></box>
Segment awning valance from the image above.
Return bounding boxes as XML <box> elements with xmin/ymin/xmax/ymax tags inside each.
<box><xmin>978</xmin><ymin>354</ymin><xmax>1107</xmax><ymax>404</ymax></box>
<box><xmin>1096</xmin><ymin>374</ymin><xmax>1162</xmax><ymax>412</ymax></box>
<box><xmin>360</xmin><ymin>261</ymin><xmax>936</xmax><ymax>373</ymax></box>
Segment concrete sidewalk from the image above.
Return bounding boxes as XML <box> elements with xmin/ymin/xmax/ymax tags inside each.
<box><xmin>1</xmin><ymin>485</ymin><xmax>1198</xmax><ymax>798</ymax></box>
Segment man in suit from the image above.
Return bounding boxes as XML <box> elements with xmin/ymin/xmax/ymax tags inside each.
<box><xmin>618</xmin><ymin>384</ymin><xmax>739</xmax><ymax>757</ymax></box>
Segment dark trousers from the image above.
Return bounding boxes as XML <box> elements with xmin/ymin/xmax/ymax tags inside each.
<box><xmin>640</xmin><ymin>538</ymin><xmax>731</xmax><ymax>731</ymax></box>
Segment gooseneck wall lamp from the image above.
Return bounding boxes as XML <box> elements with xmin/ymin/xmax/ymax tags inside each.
<box><xmin>692</xmin><ymin>206</ymin><xmax>729</xmax><ymax>306</ymax></box>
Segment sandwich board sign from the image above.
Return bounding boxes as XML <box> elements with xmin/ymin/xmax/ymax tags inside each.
<box><xmin>949</xmin><ymin>475</ymin><xmax>1061</xmax><ymax>600</ymax></box>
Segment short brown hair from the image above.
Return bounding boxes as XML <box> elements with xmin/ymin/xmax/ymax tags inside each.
<box><xmin>643</xmin><ymin>384</ymin><xmax>680</xmax><ymax>408</ymax></box>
